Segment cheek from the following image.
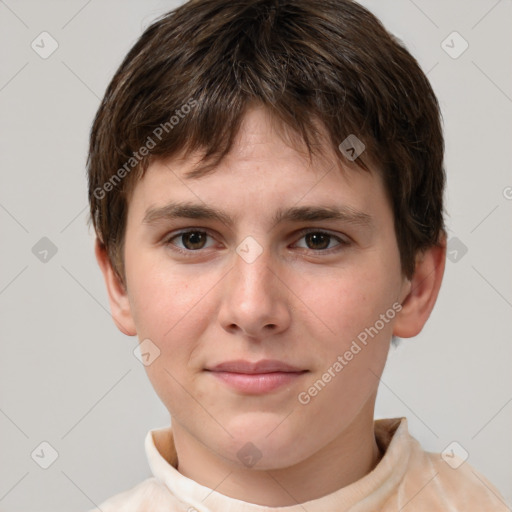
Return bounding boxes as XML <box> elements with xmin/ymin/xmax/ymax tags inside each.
<box><xmin>297</xmin><ymin>266</ymin><xmax>397</xmax><ymax>345</ymax></box>
<box><xmin>125</xmin><ymin>251</ymin><xmax>216</xmax><ymax>348</ymax></box>
<box><xmin>126</xmin><ymin>259</ymin><xmax>218</xmax><ymax>411</ymax></box>
<box><xmin>294</xmin><ymin>270</ymin><xmax>396</xmax><ymax>419</ymax></box>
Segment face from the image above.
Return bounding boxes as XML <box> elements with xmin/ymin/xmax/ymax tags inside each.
<box><xmin>120</xmin><ymin>106</ymin><xmax>411</xmax><ymax>470</ymax></box>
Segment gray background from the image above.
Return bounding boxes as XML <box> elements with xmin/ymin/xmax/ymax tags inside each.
<box><xmin>0</xmin><ymin>0</ymin><xmax>511</xmax><ymax>510</ymax></box>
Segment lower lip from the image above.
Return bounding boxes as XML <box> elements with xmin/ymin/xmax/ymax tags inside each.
<box><xmin>207</xmin><ymin>371</ymin><xmax>307</xmax><ymax>394</ymax></box>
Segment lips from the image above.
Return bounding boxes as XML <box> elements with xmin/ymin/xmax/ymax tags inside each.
<box><xmin>205</xmin><ymin>359</ymin><xmax>308</xmax><ymax>394</ymax></box>
<box><xmin>206</xmin><ymin>359</ymin><xmax>305</xmax><ymax>374</ymax></box>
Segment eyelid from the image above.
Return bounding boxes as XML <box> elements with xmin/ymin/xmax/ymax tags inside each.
<box><xmin>294</xmin><ymin>227</ymin><xmax>350</xmax><ymax>242</ymax></box>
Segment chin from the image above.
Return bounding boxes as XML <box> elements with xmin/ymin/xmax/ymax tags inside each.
<box><xmin>217</xmin><ymin>420</ymin><xmax>308</xmax><ymax>470</ymax></box>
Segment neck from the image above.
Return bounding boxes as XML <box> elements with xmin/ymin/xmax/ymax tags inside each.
<box><xmin>172</xmin><ymin>399</ymin><xmax>381</xmax><ymax>507</ymax></box>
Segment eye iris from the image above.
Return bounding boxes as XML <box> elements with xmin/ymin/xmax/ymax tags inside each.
<box><xmin>306</xmin><ymin>233</ymin><xmax>330</xmax><ymax>250</ymax></box>
<box><xmin>183</xmin><ymin>231</ymin><xmax>206</xmax><ymax>250</ymax></box>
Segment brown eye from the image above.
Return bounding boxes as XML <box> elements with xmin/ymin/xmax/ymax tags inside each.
<box><xmin>166</xmin><ymin>230</ymin><xmax>213</xmax><ymax>251</ymax></box>
<box><xmin>304</xmin><ymin>232</ymin><xmax>331</xmax><ymax>250</ymax></box>
<box><xmin>180</xmin><ymin>231</ymin><xmax>208</xmax><ymax>250</ymax></box>
<box><xmin>294</xmin><ymin>230</ymin><xmax>346</xmax><ymax>252</ymax></box>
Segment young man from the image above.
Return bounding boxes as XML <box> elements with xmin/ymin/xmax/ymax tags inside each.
<box><xmin>87</xmin><ymin>0</ymin><xmax>507</xmax><ymax>510</ymax></box>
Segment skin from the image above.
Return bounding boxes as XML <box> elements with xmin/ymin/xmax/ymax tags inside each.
<box><xmin>96</xmin><ymin>105</ymin><xmax>446</xmax><ymax>506</ymax></box>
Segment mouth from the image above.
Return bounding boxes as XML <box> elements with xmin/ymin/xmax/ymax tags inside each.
<box><xmin>204</xmin><ymin>359</ymin><xmax>309</xmax><ymax>394</ymax></box>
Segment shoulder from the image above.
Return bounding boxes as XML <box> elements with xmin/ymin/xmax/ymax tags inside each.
<box><xmin>84</xmin><ymin>477</ymin><xmax>178</xmax><ymax>512</ymax></box>
<box><xmin>405</xmin><ymin>446</ymin><xmax>509</xmax><ymax>511</ymax></box>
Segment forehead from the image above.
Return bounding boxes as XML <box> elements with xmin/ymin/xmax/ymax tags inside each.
<box><xmin>182</xmin><ymin>106</ymin><xmax>368</xmax><ymax>176</ymax></box>
<box><xmin>127</xmin><ymin>106</ymin><xmax>386</xmax><ymax>222</ymax></box>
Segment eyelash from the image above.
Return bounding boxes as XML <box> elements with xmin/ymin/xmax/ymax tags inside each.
<box><xmin>163</xmin><ymin>228</ymin><xmax>350</xmax><ymax>257</ymax></box>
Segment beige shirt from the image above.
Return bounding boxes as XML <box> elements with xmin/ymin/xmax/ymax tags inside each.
<box><xmin>88</xmin><ymin>417</ymin><xmax>508</xmax><ymax>511</ymax></box>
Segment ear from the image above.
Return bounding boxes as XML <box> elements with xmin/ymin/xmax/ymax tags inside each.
<box><xmin>94</xmin><ymin>238</ymin><xmax>137</xmax><ymax>336</ymax></box>
<box><xmin>393</xmin><ymin>232</ymin><xmax>447</xmax><ymax>338</ymax></box>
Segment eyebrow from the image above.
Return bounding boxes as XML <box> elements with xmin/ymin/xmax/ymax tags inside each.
<box><xmin>143</xmin><ymin>201</ymin><xmax>373</xmax><ymax>229</ymax></box>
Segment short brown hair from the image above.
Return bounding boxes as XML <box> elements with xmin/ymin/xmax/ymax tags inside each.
<box><xmin>87</xmin><ymin>0</ymin><xmax>445</xmax><ymax>286</ymax></box>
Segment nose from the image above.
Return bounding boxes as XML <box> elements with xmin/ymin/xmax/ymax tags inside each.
<box><xmin>217</xmin><ymin>240</ymin><xmax>292</xmax><ymax>340</ymax></box>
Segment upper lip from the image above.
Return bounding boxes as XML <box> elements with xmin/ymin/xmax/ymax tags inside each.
<box><xmin>206</xmin><ymin>359</ymin><xmax>306</xmax><ymax>374</ymax></box>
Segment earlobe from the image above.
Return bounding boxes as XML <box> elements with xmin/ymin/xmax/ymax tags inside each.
<box><xmin>94</xmin><ymin>238</ymin><xmax>137</xmax><ymax>336</ymax></box>
<box><xmin>393</xmin><ymin>233</ymin><xmax>447</xmax><ymax>338</ymax></box>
